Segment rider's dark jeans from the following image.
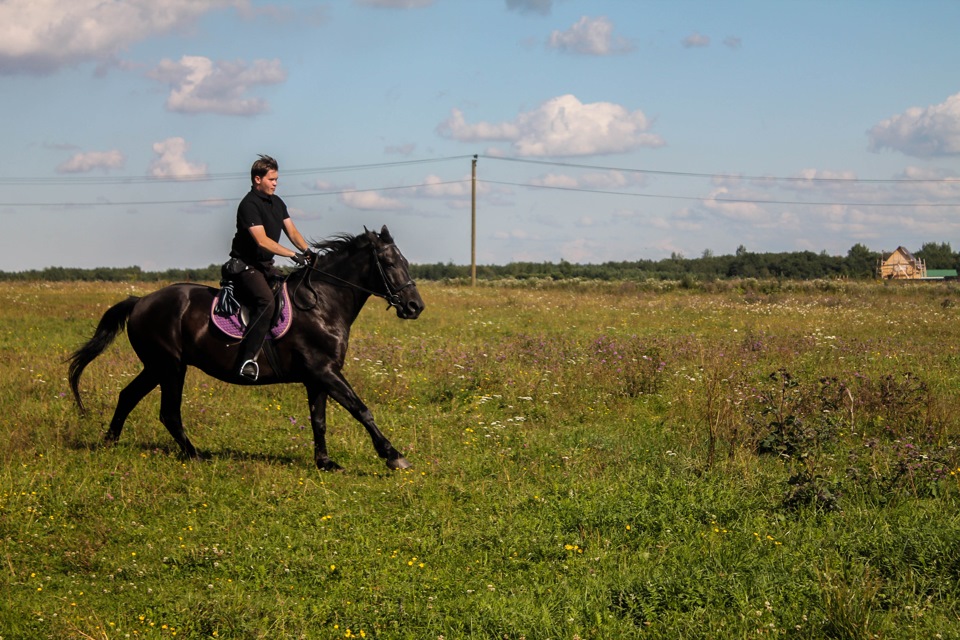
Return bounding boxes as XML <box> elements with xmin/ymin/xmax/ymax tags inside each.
<box><xmin>233</xmin><ymin>267</ymin><xmax>276</xmax><ymax>367</ymax></box>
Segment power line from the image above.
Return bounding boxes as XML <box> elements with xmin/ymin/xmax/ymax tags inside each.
<box><xmin>6</xmin><ymin>153</ymin><xmax>958</xmax><ymax>186</ymax></box>
<box><xmin>0</xmin><ymin>180</ymin><xmax>471</xmax><ymax>207</ymax></box>
<box><xmin>7</xmin><ymin>175</ymin><xmax>954</xmax><ymax>208</ymax></box>
<box><xmin>0</xmin><ymin>155</ymin><xmax>474</xmax><ymax>186</ymax></box>
<box><xmin>2</xmin><ymin>153</ymin><xmax>959</xmax><ymax>208</ymax></box>
<box><xmin>482</xmin><ymin>155</ymin><xmax>960</xmax><ymax>184</ymax></box>
<box><xmin>482</xmin><ymin>179</ymin><xmax>960</xmax><ymax>207</ymax></box>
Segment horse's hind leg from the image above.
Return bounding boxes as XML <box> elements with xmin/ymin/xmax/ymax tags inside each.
<box><xmin>158</xmin><ymin>366</ymin><xmax>199</xmax><ymax>459</ymax></box>
<box><xmin>105</xmin><ymin>368</ymin><xmax>161</xmax><ymax>444</ymax></box>
<box><xmin>306</xmin><ymin>384</ymin><xmax>342</xmax><ymax>472</ymax></box>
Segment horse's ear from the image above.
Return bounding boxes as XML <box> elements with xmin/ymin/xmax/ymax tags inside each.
<box><xmin>379</xmin><ymin>225</ymin><xmax>393</xmax><ymax>243</ymax></box>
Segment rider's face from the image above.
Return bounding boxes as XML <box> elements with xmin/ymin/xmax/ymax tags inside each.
<box><xmin>254</xmin><ymin>169</ymin><xmax>279</xmax><ymax>195</ymax></box>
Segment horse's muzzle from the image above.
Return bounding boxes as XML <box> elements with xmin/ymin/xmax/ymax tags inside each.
<box><xmin>397</xmin><ymin>296</ymin><xmax>425</xmax><ymax>319</ymax></box>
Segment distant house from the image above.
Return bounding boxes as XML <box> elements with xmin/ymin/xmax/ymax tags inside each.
<box><xmin>878</xmin><ymin>246</ymin><xmax>958</xmax><ymax>280</ymax></box>
<box><xmin>878</xmin><ymin>246</ymin><xmax>925</xmax><ymax>279</ymax></box>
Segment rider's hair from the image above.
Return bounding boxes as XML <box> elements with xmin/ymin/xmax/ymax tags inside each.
<box><xmin>251</xmin><ymin>154</ymin><xmax>278</xmax><ymax>184</ymax></box>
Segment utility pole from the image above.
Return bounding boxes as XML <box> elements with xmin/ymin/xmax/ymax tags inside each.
<box><xmin>471</xmin><ymin>154</ymin><xmax>477</xmax><ymax>286</ymax></box>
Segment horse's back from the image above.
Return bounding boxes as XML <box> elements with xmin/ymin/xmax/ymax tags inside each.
<box><xmin>127</xmin><ymin>283</ymin><xmax>218</xmax><ymax>361</ymax></box>
<box><xmin>131</xmin><ymin>282</ymin><xmax>215</xmax><ymax>319</ymax></box>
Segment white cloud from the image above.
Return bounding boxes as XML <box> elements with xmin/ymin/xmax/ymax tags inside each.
<box><xmin>385</xmin><ymin>143</ymin><xmax>417</xmax><ymax>156</ymax></box>
<box><xmin>868</xmin><ymin>92</ymin><xmax>960</xmax><ymax>157</ymax></box>
<box><xmin>682</xmin><ymin>32</ymin><xmax>711</xmax><ymax>48</ymax></box>
<box><xmin>147</xmin><ymin>55</ymin><xmax>286</xmax><ymax>116</ymax></box>
<box><xmin>494</xmin><ymin>228</ymin><xmax>538</xmax><ymax>241</ymax></box>
<box><xmin>581</xmin><ymin>170</ymin><xmax>646</xmax><ymax>189</ymax></box>
<box><xmin>548</xmin><ymin>16</ymin><xmax>633</xmax><ymax>56</ymax></box>
<box><xmin>723</xmin><ymin>36</ymin><xmax>742</xmax><ymax>50</ymax></box>
<box><xmin>703</xmin><ymin>186</ymin><xmax>768</xmax><ymax>223</ymax></box>
<box><xmin>310</xmin><ymin>179</ymin><xmax>338</xmax><ymax>191</ymax></box>
<box><xmin>530</xmin><ymin>174</ymin><xmax>579</xmax><ymax>189</ymax></box>
<box><xmin>696</xmin><ymin>164</ymin><xmax>960</xmax><ymax>250</ymax></box>
<box><xmin>436</xmin><ymin>108</ymin><xmax>519</xmax><ymax>142</ymax></box>
<box><xmin>670</xmin><ymin>208</ymin><xmax>705</xmax><ymax>232</ymax></box>
<box><xmin>353</xmin><ymin>0</ymin><xmax>434</xmax><ymax>7</ymax></box>
<box><xmin>892</xmin><ymin>166</ymin><xmax>960</xmax><ymax>200</ymax></box>
<box><xmin>235</xmin><ymin>2</ymin><xmax>328</xmax><ymax>26</ymax></box>
<box><xmin>340</xmin><ymin>190</ymin><xmax>407</xmax><ymax>210</ymax></box>
<box><xmin>412</xmin><ymin>175</ymin><xmax>473</xmax><ymax>198</ymax></box>
<box><xmin>560</xmin><ymin>237</ymin><xmax>600</xmax><ymax>262</ymax></box>
<box><xmin>437</xmin><ymin>94</ymin><xmax>664</xmax><ymax>157</ymax></box>
<box><xmin>0</xmin><ymin>0</ymin><xmax>236</xmax><ymax>75</ymax></box>
<box><xmin>574</xmin><ymin>216</ymin><xmax>594</xmax><ymax>228</ymax></box>
<box><xmin>505</xmin><ymin>0</ymin><xmax>553</xmax><ymax>15</ymax></box>
<box><xmin>181</xmin><ymin>198</ymin><xmax>230</xmax><ymax>215</ymax></box>
<box><xmin>148</xmin><ymin>137</ymin><xmax>207</xmax><ymax>179</ymax></box>
<box><xmin>56</xmin><ymin>150</ymin><xmax>125</xmax><ymax>173</ymax></box>
<box><xmin>531</xmin><ymin>170</ymin><xmax>647</xmax><ymax>190</ymax></box>
<box><xmin>765</xmin><ymin>166</ymin><xmax>960</xmax><ymax>205</ymax></box>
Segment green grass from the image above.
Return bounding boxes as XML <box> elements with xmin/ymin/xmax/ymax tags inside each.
<box><xmin>2</xmin><ymin>279</ymin><xmax>960</xmax><ymax>639</ymax></box>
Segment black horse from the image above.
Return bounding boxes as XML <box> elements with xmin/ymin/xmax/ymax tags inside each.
<box><xmin>68</xmin><ymin>226</ymin><xmax>425</xmax><ymax>471</ymax></box>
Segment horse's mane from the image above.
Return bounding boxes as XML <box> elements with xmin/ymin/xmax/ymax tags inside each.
<box><xmin>311</xmin><ymin>233</ymin><xmax>360</xmax><ymax>256</ymax></box>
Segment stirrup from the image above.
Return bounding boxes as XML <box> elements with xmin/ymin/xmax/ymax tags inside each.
<box><xmin>239</xmin><ymin>359</ymin><xmax>259</xmax><ymax>382</ymax></box>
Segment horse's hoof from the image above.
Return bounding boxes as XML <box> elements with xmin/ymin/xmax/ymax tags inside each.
<box><xmin>317</xmin><ymin>460</ymin><xmax>344</xmax><ymax>472</ymax></box>
<box><xmin>386</xmin><ymin>456</ymin><xmax>412</xmax><ymax>471</ymax></box>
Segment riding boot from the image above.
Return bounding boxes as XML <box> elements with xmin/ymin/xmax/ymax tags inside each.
<box><xmin>236</xmin><ymin>309</ymin><xmax>273</xmax><ymax>380</ymax></box>
<box><xmin>234</xmin><ymin>269</ymin><xmax>277</xmax><ymax>381</ymax></box>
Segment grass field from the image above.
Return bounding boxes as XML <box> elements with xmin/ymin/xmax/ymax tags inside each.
<box><xmin>2</xmin><ymin>278</ymin><xmax>960</xmax><ymax>639</ymax></box>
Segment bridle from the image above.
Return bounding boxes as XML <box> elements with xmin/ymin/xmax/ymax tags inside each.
<box><xmin>369</xmin><ymin>245</ymin><xmax>417</xmax><ymax>311</ymax></box>
<box><xmin>294</xmin><ymin>241</ymin><xmax>416</xmax><ymax>313</ymax></box>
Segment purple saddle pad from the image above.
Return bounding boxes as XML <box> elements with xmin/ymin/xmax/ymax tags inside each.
<box><xmin>210</xmin><ymin>283</ymin><xmax>292</xmax><ymax>340</ymax></box>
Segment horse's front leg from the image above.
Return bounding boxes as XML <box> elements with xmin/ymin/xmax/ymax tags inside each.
<box><xmin>306</xmin><ymin>383</ymin><xmax>342</xmax><ymax>472</ymax></box>
<box><xmin>318</xmin><ymin>370</ymin><xmax>411</xmax><ymax>470</ymax></box>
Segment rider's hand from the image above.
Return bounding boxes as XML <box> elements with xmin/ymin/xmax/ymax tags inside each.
<box><xmin>290</xmin><ymin>252</ymin><xmax>309</xmax><ymax>266</ymax></box>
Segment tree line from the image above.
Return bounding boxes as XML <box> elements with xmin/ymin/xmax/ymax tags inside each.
<box><xmin>1</xmin><ymin>242</ymin><xmax>956</xmax><ymax>283</ymax></box>
<box><xmin>414</xmin><ymin>242</ymin><xmax>958</xmax><ymax>282</ymax></box>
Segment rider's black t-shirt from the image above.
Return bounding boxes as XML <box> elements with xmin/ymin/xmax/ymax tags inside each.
<box><xmin>229</xmin><ymin>188</ymin><xmax>290</xmax><ymax>270</ymax></box>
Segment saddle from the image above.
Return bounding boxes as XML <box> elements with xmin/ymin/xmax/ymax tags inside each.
<box><xmin>210</xmin><ymin>282</ymin><xmax>293</xmax><ymax>341</ymax></box>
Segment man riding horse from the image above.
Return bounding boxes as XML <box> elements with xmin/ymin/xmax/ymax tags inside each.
<box><xmin>227</xmin><ymin>154</ymin><xmax>312</xmax><ymax>381</ymax></box>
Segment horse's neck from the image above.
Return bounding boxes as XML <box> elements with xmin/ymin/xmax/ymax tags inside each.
<box><xmin>309</xmin><ymin>255</ymin><xmax>374</xmax><ymax>321</ymax></box>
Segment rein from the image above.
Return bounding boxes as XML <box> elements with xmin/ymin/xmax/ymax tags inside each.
<box><xmin>293</xmin><ymin>244</ymin><xmax>415</xmax><ymax>312</ymax></box>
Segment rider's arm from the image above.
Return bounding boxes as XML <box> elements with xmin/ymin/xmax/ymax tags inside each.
<box><xmin>247</xmin><ymin>225</ymin><xmax>298</xmax><ymax>258</ymax></box>
<box><xmin>283</xmin><ymin>218</ymin><xmax>310</xmax><ymax>253</ymax></box>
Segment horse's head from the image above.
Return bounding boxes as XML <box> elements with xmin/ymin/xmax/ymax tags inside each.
<box><xmin>363</xmin><ymin>225</ymin><xmax>425</xmax><ymax>319</ymax></box>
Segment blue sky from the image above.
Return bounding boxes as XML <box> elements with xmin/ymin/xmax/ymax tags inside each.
<box><xmin>2</xmin><ymin>0</ymin><xmax>960</xmax><ymax>271</ymax></box>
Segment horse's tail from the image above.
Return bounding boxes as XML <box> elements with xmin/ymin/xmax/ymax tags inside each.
<box><xmin>68</xmin><ymin>296</ymin><xmax>140</xmax><ymax>415</ymax></box>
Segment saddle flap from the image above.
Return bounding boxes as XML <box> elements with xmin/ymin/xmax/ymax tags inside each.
<box><xmin>211</xmin><ymin>283</ymin><xmax>292</xmax><ymax>341</ymax></box>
